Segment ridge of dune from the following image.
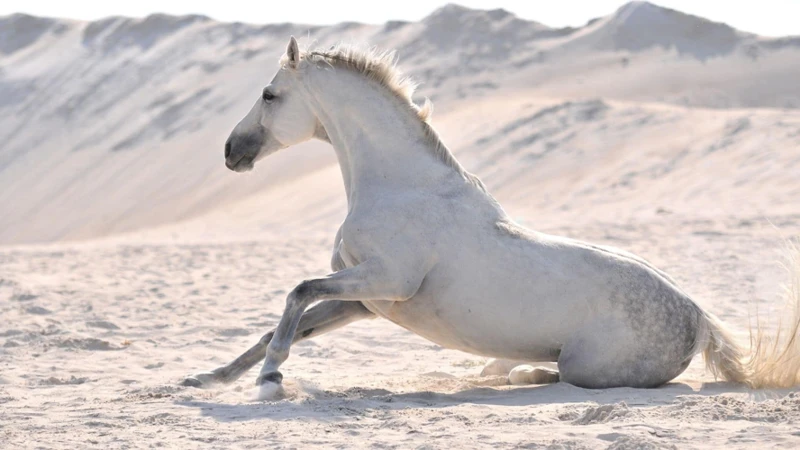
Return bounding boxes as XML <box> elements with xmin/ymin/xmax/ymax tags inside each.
<box><xmin>0</xmin><ymin>13</ymin><xmax>67</xmax><ymax>54</ymax></box>
<box><xmin>606</xmin><ymin>1</ymin><xmax>748</xmax><ymax>57</ymax></box>
<box><xmin>1</xmin><ymin>3</ymin><xmax>800</xmax><ymax>245</ymax></box>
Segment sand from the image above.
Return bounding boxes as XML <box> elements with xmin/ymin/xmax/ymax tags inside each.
<box><xmin>2</xmin><ymin>2</ymin><xmax>800</xmax><ymax>448</ymax></box>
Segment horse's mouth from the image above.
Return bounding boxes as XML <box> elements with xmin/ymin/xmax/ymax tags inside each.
<box><xmin>225</xmin><ymin>155</ymin><xmax>255</xmax><ymax>172</ymax></box>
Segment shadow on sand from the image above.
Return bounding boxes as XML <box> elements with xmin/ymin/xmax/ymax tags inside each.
<box><xmin>174</xmin><ymin>379</ymin><xmax>774</xmax><ymax>423</ymax></box>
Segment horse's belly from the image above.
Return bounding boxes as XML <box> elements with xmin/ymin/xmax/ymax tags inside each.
<box><xmin>361</xmin><ymin>292</ymin><xmax>564</xmax><ymax>361</ymax></box>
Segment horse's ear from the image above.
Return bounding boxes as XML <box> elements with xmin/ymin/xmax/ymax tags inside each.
<box><xmin>286</xmin><ymin>36</ymin><xmax>300</xmax><ymax>67</ymax></box>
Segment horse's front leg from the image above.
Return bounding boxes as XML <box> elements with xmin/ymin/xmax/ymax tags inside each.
<box><xmin>182</xmin><ymin>300</ymin><xmax>373</xmax><ymax>388</ymax></box>
<box><xmin>257</xmin><ymin>260</ymin><xmax>426</xmax><ymax>399</ymax></box>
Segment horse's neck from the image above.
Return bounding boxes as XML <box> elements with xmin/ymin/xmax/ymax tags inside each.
<box><xmin>305</xmin><ymin>70</ymin><xmax>455</xmax><ymax>207</ymax></box>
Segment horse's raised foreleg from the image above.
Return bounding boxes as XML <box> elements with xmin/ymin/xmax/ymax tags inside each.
<box><xmin>181</xmin><ymin>300</ymin><xmax>373</xmax><ymax>388</ymax></box>
<box><xmin>256</xmin><ymin>260</ymin><xmax>425</xmax><ymax>399</ymax></box>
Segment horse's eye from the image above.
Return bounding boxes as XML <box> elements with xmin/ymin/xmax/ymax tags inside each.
<box><xmin>262</xmin><ymin>90</ymin><xmax>275</xmax><ymax>102</ymax></box>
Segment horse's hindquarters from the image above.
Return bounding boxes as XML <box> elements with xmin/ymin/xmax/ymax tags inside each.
<box><xmin>556</xmin><ymin>316</ymin><xmax>695</xmax><ymax>388</ymax></box>
<box><xmin>363</xmin><ymin>231</ymin><xmax>705</xmax><ymax>389</ymax></box>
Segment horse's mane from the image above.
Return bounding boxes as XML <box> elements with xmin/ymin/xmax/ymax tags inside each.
<box><xmin>281</xmin><ymin>44</ymin><xmax>486</xmax><ymax>192</ymax></box>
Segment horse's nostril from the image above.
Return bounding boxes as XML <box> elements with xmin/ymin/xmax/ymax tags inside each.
<box><xmin>224</xmin><ymin>140</ymin><xmax>231</xmax><ymax>158</ymax></box>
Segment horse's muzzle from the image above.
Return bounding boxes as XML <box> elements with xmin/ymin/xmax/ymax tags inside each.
<box><xmin>224</xmin><ymin>134</ymin><xmax>260</xmax><ymax>172</ymax></box>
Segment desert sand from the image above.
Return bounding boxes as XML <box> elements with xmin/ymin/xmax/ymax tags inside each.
<box><xmin>2</xmin><ymin>2</ymin><xmax>800</xmax><ymax>448</ymax></box>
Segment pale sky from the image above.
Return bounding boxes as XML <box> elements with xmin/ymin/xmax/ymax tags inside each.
<box><xmin>2</xmin><ymin>0</ymin><xmax>799</xmax><ymax>37</ymax></box>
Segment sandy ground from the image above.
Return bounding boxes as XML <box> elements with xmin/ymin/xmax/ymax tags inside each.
<box><xmin>2</xmin><ymin>214</ymin><xmax>800</xmax><ymax>449</ymax></box>
<box><xmin>3</xmin><ymin>2</ymin><xmax>800</xmax><ymax>449</ymax></box>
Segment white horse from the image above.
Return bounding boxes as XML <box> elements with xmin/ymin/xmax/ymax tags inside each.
<box><xmin>184</xmin><ymin>37</ymin><xmax>800</xmax><ymax>399</ymax></box>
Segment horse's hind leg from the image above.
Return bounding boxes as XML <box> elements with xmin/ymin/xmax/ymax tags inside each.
<box><xmin>481</xmin><ymin>358</ymin><xmax>528</xmax><ymax>376</ymax></box>
<box><xmin>481</xmin><ymin>359</ymin><xmax>560</xmax><ymax>385</ymax></box>
<box><xmin>480</xmin><ymin>359</ymin><xmax>559</xmax><ymax>385</ymax></box>
<box><xmin>182</xmin><ymin>300</ymin><xmax>373</xmax><ymax>388</ymax></box>
<box><xmin>508</xmin><ymin>365</ymin><xmax>560</xmax><ymax>385</ymax></box>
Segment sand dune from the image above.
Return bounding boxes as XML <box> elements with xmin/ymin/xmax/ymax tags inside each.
<box><xmin>2</xmin><ymin>2</ymin><xmax>800</xmax><ymax>448</ymax></box>
<box><xmin>2</xmin><ymin>2</ymin><xmax>800</xmax><ymax>244</ymax></box>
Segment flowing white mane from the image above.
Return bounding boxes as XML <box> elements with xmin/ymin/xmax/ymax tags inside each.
<box><xmin>281</xmin><ymin>44</ymin><xmax>486</xmax><ymax>191</ymax></box>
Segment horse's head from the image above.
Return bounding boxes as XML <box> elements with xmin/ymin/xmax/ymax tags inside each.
<box><xmin>224</xmin><ymin>37</ymin><xmax>317</xmax><ymax>172</ymax></box>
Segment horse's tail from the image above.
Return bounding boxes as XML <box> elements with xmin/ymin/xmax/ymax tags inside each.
<box><xmin>695</xmin><ymin>242</ymin><xmax>800</xmax><ymax>388</ymax></box>
<box><xmin>696</xmin><ymin>311</ymin><xmax>751</xmax><ymax>384</ymax></box>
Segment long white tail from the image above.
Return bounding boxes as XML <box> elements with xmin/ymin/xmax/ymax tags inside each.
<box><xmin>698</xmin><ymin>242</ymin><xmax>800</xmax><ymax>388</ymax></box>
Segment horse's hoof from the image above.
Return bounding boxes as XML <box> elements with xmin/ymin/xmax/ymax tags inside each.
<box><xmin>255</xmin><ymin>371</ymin><xmax>285</xmax><ymax>401</ymax></box>
<box><xmin>181</xmin><ymin>371</ymin><xmax>218</xmax><ymax>388</ymax></box>
<box><xmin>256</xmin><ymin>371</ymin><xmax>283</xmax><ymax>386</ymax></box>
<box><xmin>181</xmin><ymin>377</ymin><xmax>202</xmax><ymax>388</ymax></box>
<box><xmin>256</xmin><ymin>381</ymin><xmax>285</xmax><ymax>400</ymax></box>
